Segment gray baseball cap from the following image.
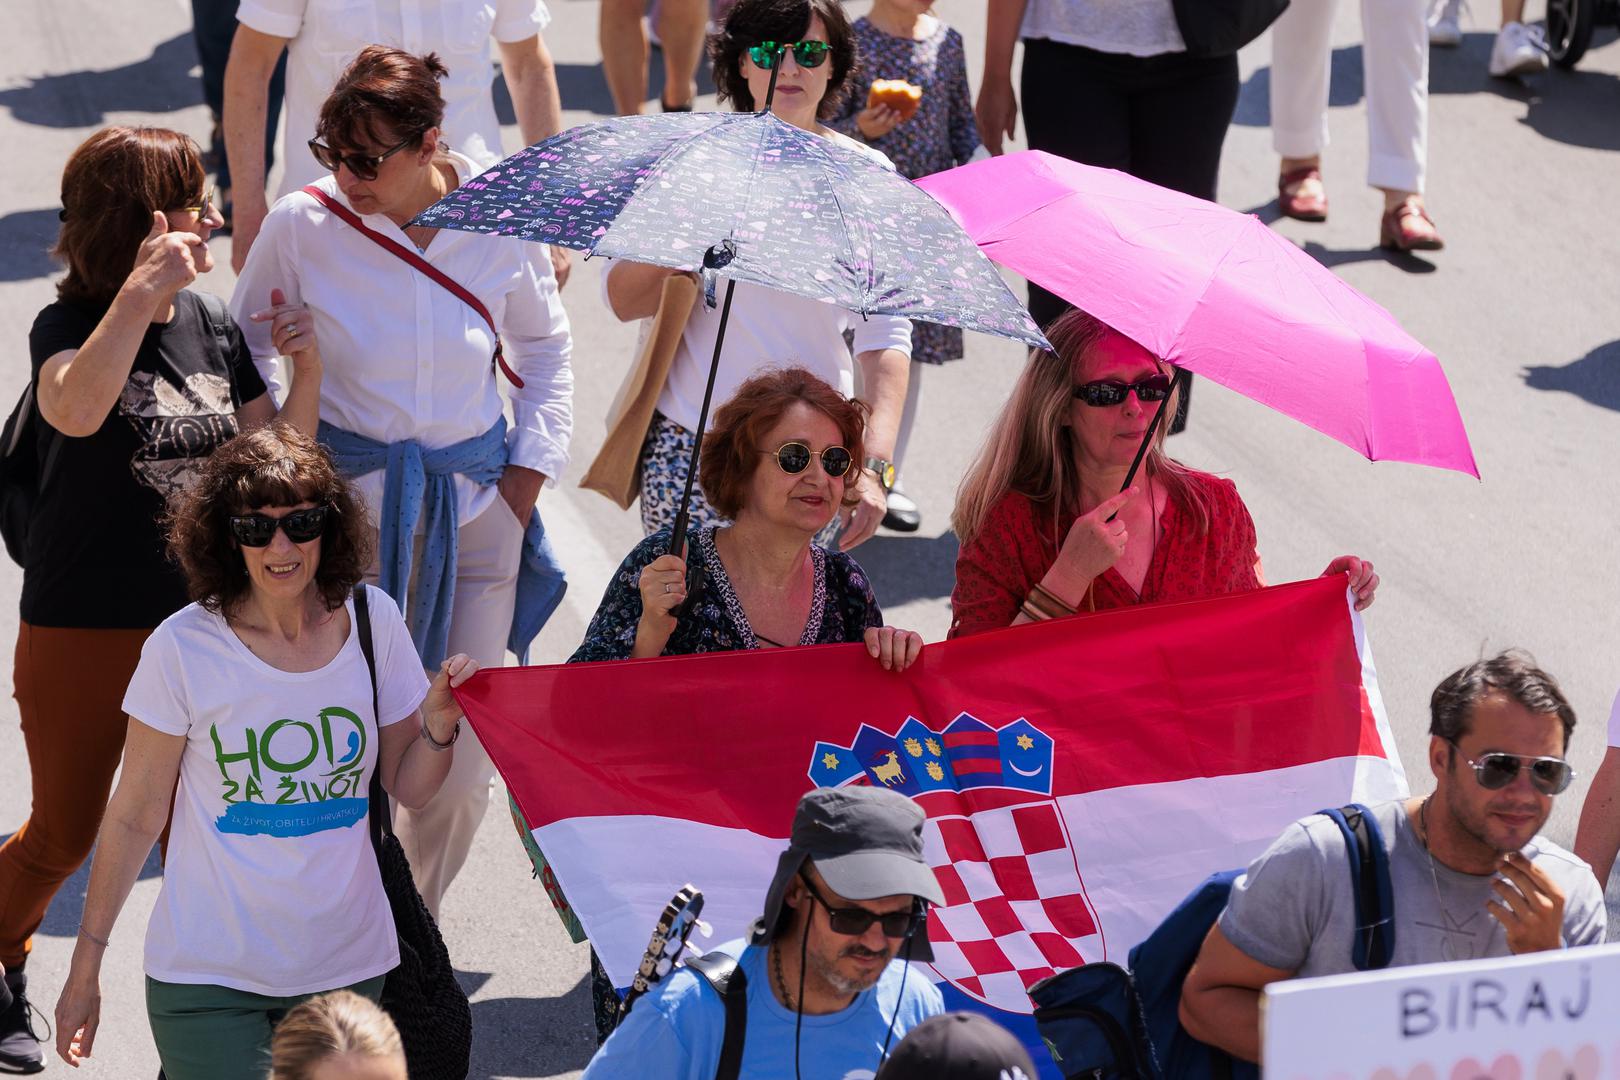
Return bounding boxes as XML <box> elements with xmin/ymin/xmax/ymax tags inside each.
<box><xmin>751</xmin><ymin>786</ymin><xmax>945</xmax><ymax>960</ymax></box>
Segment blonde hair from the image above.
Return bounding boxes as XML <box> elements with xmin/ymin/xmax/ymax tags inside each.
<box><xmin>952</xmin><ymin>308</ymin><xmax>1211</xmax><ymax>548</ymax></box>
<box><xmin>270</xmin><ymin>991</ymin><xmax>405</xmax><ymax>1080</ymax></box>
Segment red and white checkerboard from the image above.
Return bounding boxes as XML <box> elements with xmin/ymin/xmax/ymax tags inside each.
<box><xmin>919</xmin><ymin>798</ymin><xmax>1103</xmax><ymax>1013</ymax></box>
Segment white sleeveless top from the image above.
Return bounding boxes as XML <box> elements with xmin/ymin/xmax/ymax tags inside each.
<box><xmin>1021</xmin><ymin>0</ymin><xmax>1186</xmax><ymax>57</ymax></box>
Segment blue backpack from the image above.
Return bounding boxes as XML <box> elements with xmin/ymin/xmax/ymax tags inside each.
<box><xmin>1029</xmin><ymin>804</ymin><xmax>1393</xmax><ymax>1079</ymax></box>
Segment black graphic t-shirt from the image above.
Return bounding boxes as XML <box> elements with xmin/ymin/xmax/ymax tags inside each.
<box><xmin>23</xmin><ymin>290</ymin><xmax>268</xmax><ymax>628</ymax></box>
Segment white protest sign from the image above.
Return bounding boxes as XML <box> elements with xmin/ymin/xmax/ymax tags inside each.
<box><xmin>1262</xmin><ymin>942</ymin><xmax>1620</xmax><ymax>1079</ymax></box>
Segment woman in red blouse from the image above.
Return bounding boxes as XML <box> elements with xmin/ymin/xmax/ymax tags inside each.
<box><xmin>949</xmin><ymin>308</ymin><xmax>1379</xmax><ymax>639</ymax></box>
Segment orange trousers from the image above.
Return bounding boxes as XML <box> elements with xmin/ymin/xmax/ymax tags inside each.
<box><xmin>0</xmin><ymin>622</ymin><xmax>151</xmax><ymax>968</ymax></box>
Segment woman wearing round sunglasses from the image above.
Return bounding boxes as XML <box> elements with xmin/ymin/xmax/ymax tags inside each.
<box><xmin>604</xmin><ymin>0</ymin><xmax>914</xmax><ymax>553</ymax></box>
<box><xmin>1</xmin><ymin>126</ymin><xmax>322</xmax><ymax>1072</ymax></box>
<box><xmin>569</xmin><ymin>367</ymin><xmax>923</xmax><ymax>1041</ymax></box>
<box><xmin>54</xmin><ymin>425</ymin><xmax>476</xmax><ymax>1079</ymax></box>
<box><xmin>948</xmin><ymin>307</ymin><xmax>1379</xmax><ymax>638</ymax></box>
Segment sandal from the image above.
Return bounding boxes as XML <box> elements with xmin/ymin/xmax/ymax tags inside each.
<box><xmin>1278</xmin><ymin>166</ymin><xmax>1328</xmax><ymax>222</ymax></box>
<box><xmin>1379</xmin><ymin>200</ymin><xmax>1445</xmax><ymax>252</ymax></box>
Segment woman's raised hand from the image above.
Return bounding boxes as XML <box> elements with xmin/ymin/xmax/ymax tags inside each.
<box><xmin>1322</xmin><ymin>555</ymin><xmax>1379</xmax><ymax>610</ymax></box>
<box><xmin>127</xmin><ymin>212</ymin><xmax>206</xmax><ymax>301</ymax></box>
<box><xmin>638</xmin><ymin>554</ymin><xmax>688</xmax><ymax>624</ymax></box>
<box><xmin>422</xmin><ymin>653</ymin><xmax>479</xmax><ymax>744</ymax></box>
<box><xmin>249</xmin><ymin>288</ymin><xmax>320</xmax><ymax>368</ymax></box>
<box><xmin>865</xmin><ymin>625</ymin><xmax>923</xmax><ymax>672</ymax></box>
<box><xmin>1050</xmin><ymin>487</ymin><xmax>1138</xmax><ymax>596</ymax></box>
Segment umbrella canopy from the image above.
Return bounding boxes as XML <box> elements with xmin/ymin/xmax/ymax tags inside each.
<box><xmin>412</xmin><ymin>110</ymin><xmax>1048</xmax><ymax>350</ymax></box>
<box><xmin>917</xmin><ymin>151</ymin><xmax>1479</xmax><ymax>478</ymax></box>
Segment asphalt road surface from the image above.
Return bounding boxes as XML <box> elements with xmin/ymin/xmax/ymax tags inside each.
<box><xmin>1</xmin><ymin>0</ymin><xmax>1618</xmax><ymax>1076</ymax></box>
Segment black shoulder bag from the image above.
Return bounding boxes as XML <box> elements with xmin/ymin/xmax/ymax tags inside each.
<box><xmin>1170</xmin><ymin>0</ymin><xmax>1290</xmax><ymax>57</ymax></box>
<box><xmin>354</xmin><ymin>585</ymin><xmax>474</xmax><ymax>1080</ymax></box>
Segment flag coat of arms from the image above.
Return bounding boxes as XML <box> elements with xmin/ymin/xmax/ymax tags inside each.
<box><xmin>457</xmin><ymin>577</ymin><xmax>1408</xmax><ymax>1070</ymax></box>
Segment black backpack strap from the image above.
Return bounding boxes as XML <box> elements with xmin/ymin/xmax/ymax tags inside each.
<box><xmin>1320</xmin><ymin>804</ymin><xmax>1395</xmax><ymax>970</ymax></box>
<box><xmin>353</xmin><ymin>585</ymin><xmax>392</xmax><ymax>851</ymax></box>
<box><xmin>684</xmin><ymin>951</ymin><xmax>747</xmax><ymax>1080</ymax></box>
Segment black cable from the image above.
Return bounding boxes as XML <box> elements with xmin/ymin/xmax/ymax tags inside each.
<box><xmin>795</xmin><ymin>918</ymin><xmax>809</xmax><ymax>1080</ymax></box>
<box><xmin>875</xmin><ymin>916</ymin><xmax>917</xmax><ymax>1070</ymax></box>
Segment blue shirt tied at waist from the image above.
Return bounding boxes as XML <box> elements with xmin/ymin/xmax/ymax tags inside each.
<box><xmin>318</xmin><ymin>418</ymin><xmax>567</xmax><ymax>669</ymax></box>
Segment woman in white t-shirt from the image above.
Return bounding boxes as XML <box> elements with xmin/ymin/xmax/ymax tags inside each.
<box><xmin>605</xmin><ymin>0</ymin><xmax>913</xmax><ymax>554</ymax></box>
<box><xmin>52</xmin><ymin>424</ymin><xmax>478</xmax><ymax>1080</ymax></box>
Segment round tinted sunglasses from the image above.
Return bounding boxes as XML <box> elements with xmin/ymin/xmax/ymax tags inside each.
<box><xmin>1074</xmin><ymin>373</ymin><xmax>1174</xmax><ymax>408</ymax></box>
<box><xmin>747</xmin><ymin>40</ymin><xmax>832</xmax><ymax>70</ymax></box>
<box><xmin>307</xmin><ymin>136</ymin><xmax>414</xmax><ymax>181</ymax></box>
<box><xmin>799</xmin><ymin>873</ymin><xmax>923</xmax><ymax>939</ymax></box>
<box><xmin>229</xmin><ymin>505</ymin><xmax>331</xmax><ymax>548</ymax></box>
<box><xmin>762</xmin><ymin>441</ymin><xmax>853</xmax><ymax>478</ymax></box>
<box><xmin>1450</xmin><ymin>741</ymin><xmax>1574</xmax><ymax>796</ymax></box>
<box><xmin>174</xmin><ymin>185</ymin><xmax>215</xmax><ymax>218</ymax></box>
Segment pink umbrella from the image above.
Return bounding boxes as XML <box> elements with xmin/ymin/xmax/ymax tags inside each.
<box><xmin>917</xmin><ymin>151</ymin><xmax>1479</xmax><ymax>478</ymax></box>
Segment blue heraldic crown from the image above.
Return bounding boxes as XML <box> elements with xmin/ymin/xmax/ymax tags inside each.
<box><xmin>807</xmin><ymin>713</ymin><xmax>1055</xmax><ymax>797</ymax></box>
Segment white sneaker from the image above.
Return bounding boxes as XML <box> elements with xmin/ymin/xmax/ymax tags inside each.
<box><xmin>1490</xmin><ymin>21</ymin><xmax>1549</xmax><ymax>76</ymax></box>
<box><xmin>1428</xmin><ymin>0</ymin><xmax>1464</xmax><ymax>46</ymax></box>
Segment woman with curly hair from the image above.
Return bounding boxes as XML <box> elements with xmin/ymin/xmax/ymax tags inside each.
<box><xmin>52</xmin><ymin>425</ymin><xmax>476</xmax><ymax>1080</ymax></box>
<box><xmin>604</xmin><ymin>0</ymin><xmax>913</xmax><ymax>552</ymax></box>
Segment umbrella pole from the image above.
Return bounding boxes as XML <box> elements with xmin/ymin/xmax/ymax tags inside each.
<box><xmin>668</xmin><ymin>278</ymin><xmax>738</xmax><ymax>562</ymax></box>
<box><xmin>762</xmin><ymin>53</ymin><xmax>782</xmax><ymax>112</ymax></box>
<box><xmin>1109</xmin><ymin>369</ymin><xmax>1186</xmax><ymax>522</ymax></box>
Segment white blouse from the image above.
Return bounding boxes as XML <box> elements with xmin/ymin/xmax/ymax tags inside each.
<box><xmin>233</xmin><ymin>151</ymin><xmax>573</xmax><ymax>526</ymax></box>
<box><xmin>1021</xmin><ymin>0</ymin><xmax>1186</xmax><ymax>57</ymax></box>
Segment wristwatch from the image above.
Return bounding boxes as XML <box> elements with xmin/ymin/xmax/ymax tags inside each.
<box><xmin>863</xmin><ymin>457</ymin><xmax>896</xmax><ymax>493</ymax></box>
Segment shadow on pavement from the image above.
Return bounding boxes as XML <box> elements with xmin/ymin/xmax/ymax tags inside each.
<box><xmin>1522</xmin><ymin>339</ymin><xmax>1620</xmax><ymax>410</ymax></box>
<box><xmin>465</xmin><ymin>969</ymin><xmax>597</xmax><ymax>1077</ymax></box>
<box><xmin>502</xmin><ymin>49</ymin><xmax>717</xmax><ymax>123</ymax></box>
<box><xmin>0</xmin><ymin>208</ymin><xmax>62</xmax><ymax>284</ymax></box>
<box><xmin>854</xmin><ymin>532</ymin><xmax>961</xmax><ymax>607</ymax></box>
<box><xmin>0</xmin><ymin>833</ymin><xmax>167</xmax><ymax>939</ymax></box>
<box><xmin>1234</xmin><ymin>32</ymin><xmax>1620</xmax><ymax>153</ymax></box>
<box><xmin>0</xmin><ymin>32</ymin><xmax>201</xmax><ymax>129</ymax></box>
<box><xmin>1298</xmin><ymin>240</ymin><xmax>1439</xmax><ymax>274</ymax></box>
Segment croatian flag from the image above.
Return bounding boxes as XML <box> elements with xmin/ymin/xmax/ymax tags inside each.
<box><xmin>456</xmin><ymin>577</ymin><xmax>1407</xmax><ymax>1074</ymax></box>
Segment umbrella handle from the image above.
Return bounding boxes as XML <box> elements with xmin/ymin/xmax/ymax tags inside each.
<box><xmin>668</xmin><ymin>276</ymin><xmax>738</xmax><ymax>568</ymax></box>
<box><xmin>1108</xmin><ymin>368</ymin><xmax>1185</xmax><ymax>523</ymax></box>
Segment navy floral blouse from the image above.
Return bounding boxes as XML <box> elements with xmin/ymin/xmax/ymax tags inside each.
<box><xmin>570</xmin><ymin>526</ymin><xmax>884</xmax><ymax>662</ymax></box>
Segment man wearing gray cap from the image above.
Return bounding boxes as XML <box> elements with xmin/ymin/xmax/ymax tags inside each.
<box><xmin>583</xmin><ymin>786</ymin><xmax>947</xmax><ymax>1079</ymax></box>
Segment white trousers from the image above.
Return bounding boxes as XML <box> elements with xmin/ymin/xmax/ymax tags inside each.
<box><xmin>1269</xmin><ymin>0</ymin><xmax>1430</xmax><ymax>193</ymax></box>
<box><xmin>365</xmin><ymin>500</ymin><xmax>525</xmax><ymax>918</ymax></box>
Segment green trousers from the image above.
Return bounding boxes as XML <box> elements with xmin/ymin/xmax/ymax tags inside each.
<box><xmin>146</xmin><ymin>973</ymin><xmax>386</xmax><ymax>1080</ymax></box>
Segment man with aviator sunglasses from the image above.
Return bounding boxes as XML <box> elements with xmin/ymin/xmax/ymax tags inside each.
<box><xmin>1182</xmin><ymin>651</ymin><xmax>1606</xmax><ymax>1065</ymax></box>
<box><xmin>584</xmin><ymin>787</ymin><xmax>945</xmax><ymax>1079</ymax></box>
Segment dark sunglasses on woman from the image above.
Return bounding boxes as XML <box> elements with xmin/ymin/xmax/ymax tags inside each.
<box><xmin>762</xmin><ymin>442</ymin><xmax>853</xmax><ymax>478</ymax></box>
<box><xmin>307</xmin><ymin>136</ymin><xmax>414</xmax><ymax>182</ymax></box>
<box><xmin>799</xmin><ymin>872</ymin><xmax>922</xmax><ymax>938</ymax></box>
<box><xmin>229</xmin><ymin>505</ymin><xmax>331</xmax><ymax>548</ymax></box>
<box><xmin>1450</xmin><ymin>742</ymin><xmax>1575</xmax><ymax>796</ymax></box>
<box><xmin>1074</xmin><ymin>373</ymin><xmax>1174</xmax><ymax>408</ymax></box>
<box><xmin>747</xmin><ymin>40</ymin><xmax>832</xmax><ymax>70</ymax></box>
<box><xmin>175</xmin><ymin>186</ymin><xmax>215</xmax><ymax>218</ymax></box>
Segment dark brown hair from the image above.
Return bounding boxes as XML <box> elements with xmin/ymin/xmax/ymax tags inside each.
<box><xmin>316</xmin><ymin>45</ymin><xmax>449</xmax><ymax>152</ymax></box>
<box><xmin>167</xmin><ymin>424</ymin><xmax>370</xmax><ymax>616</ymax></box>
<box><xmin>1430</xmin><ymin>650</ymin><xmax>1576</xmax><ymax>750</ymax></box>
<box><xmin>710</xmin><ymin>0</ymin><xmax>857</xmax><ymax>120</ymax></box>
<box><xmin>53</xmin><ymin>126</ymin><xmax>207</xmax><ymax>305</ymax></box>
<box><xmin>699</xmin><ymin>366</ymin><xmax>867</xmax><ymax>520</ymax></box>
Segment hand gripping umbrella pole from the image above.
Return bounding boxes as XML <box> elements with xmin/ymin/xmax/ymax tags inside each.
<box><xmin>666</xmin><ymin>57</ymin><xmax>784</xmax><ymax>563</ymax></box>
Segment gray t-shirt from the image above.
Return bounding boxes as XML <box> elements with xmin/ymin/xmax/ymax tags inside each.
<box><xmin>1220</xmin><ymin>799</ymin><xmax>1606</xmax><ymax>976</ymax></box>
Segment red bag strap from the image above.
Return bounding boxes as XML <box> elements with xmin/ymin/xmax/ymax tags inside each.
<box><xmin>300</xmin><ymin>184</ymin><xmax>525</xmax><ymax>389</ymax></box>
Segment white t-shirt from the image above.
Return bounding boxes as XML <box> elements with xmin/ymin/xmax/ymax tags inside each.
<box><xmin>123</xmin><ymin>586</ymin><xmax>431</xmax><ymax>996</ymax></box>
<box><xmin>1020</xmin><ymin>0</ymin><xmax>1186</xmax><ymax>57</ymax></box>
<box><xmin>1608</xmin><ymin>688</ymin><xmax>1620</xmax><ymax>747</ymax></box>
<box><xmin>237</xmin><ymin>0</ymin><xmax>552</xmax><ymax>197</ymax></box>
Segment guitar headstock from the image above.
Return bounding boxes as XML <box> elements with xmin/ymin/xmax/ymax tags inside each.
<box><xmin>619</xmin><ymin>884</ymin><xmax>707</xmax><ymax>1023</ymax></box>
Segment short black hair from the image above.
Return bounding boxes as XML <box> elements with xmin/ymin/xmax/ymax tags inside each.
<box><xmin>709</xmin><ymin>0</ymin><xmax>858</xmax><ymax>120</ymax></box>
<box><xmin>1429</xmin><ymin>650</ymin><xmax>1576</xmax><ymax>749</ymax></box>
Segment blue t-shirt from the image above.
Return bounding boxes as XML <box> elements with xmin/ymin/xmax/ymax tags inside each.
<box><xmin>582</xmin><ymin>939</ymin><xmax>945</xmax><ymax>1080</ymax></box>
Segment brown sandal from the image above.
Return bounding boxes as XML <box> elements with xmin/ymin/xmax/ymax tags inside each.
<box><xmin>1379</xmin><ymin>200</ymin><xmax>1445</xmax><ymax>252</ymax></box>
<box><xmin>1278</xmin><ymin>166</ymin><xmax>1328</xmax><ymax>222</ymax></box>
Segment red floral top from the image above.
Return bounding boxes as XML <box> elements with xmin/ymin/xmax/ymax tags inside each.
<box><xmin>949</xmin><ymin>472</ymin><xmax>1262</xmax><ymax>638</ymax></box>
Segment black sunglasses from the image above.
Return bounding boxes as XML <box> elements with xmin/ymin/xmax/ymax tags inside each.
<box><xmin>174</xmin><ymin>185</ymin><xmax>215</xmax><ymax>218</ymax></box>
<box><xmin>1074</xmin><ymin>373</ymin><xmax>1174</xmax><ymax>408</ymax></box>
<box><xmin>229</xmin><ymin>506</ymin><xmax>331</xmax><ymax>548</ymax></box>
<box><xmin>1449</xmin><ymin>741</ymin><xmax>1574</xmax><ymax>796</ymax></box>
<box><xmin>762</xmin><ymin>442</ymin><xmax>853</xmax><ymax>478</ymax></box>
<box><xmin>307</xmin><ymin>136</ymin><xmax>415</xmax><ymax>181</ymax></box>
<box><xmin>747</xmin><ymin>40</ymin><xmax>832</xmax><ymax>70</ymax></box>
<box><xmin>799</xmin><ymin>873</ymin><xmax>922</xmax><ymax>939</ymax></box>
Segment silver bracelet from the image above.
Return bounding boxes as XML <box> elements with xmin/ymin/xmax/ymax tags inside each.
<box><xmin>79</xmin><ymin>924</ymin><xmax>110</xmax><ymax>948</ymax></box>
<box><xmin>421</xmin><ymin>717</ymin><xmax>460</xmax><ymax>751</ymax></box>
